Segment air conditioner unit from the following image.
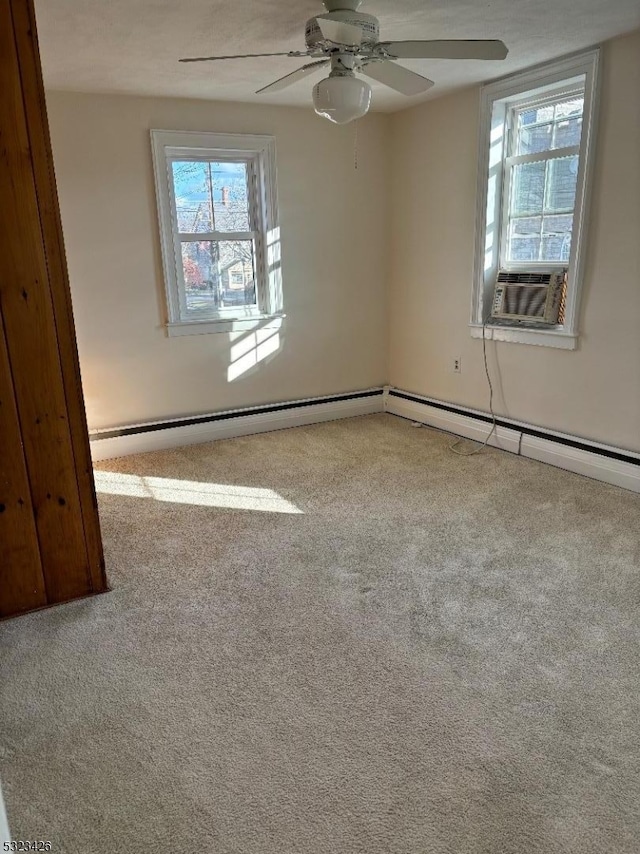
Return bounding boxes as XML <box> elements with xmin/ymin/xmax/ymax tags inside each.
<box><xmin>490</xmin><ymin>270</ymin><xmax>566</xmax><ymax>325</ymax></box>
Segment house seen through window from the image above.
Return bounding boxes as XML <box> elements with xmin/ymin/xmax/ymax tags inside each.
<box><xmin>173</xmin><ymin>160</ymin><xmax>257</xmax><ymax>312</ymax></box>
<box><xmin>151</xmin><ymin>131</ymin><xmax>282</xmax><ymax>336</ymax></box>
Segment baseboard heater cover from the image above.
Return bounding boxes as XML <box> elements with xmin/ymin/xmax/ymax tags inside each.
<box><xmin>386</xmin><ymin>387</ymin><xmax>640</xmax><ymax>494</ymax></box>
<box><xmin>89</xmin><ymin>385</ymin><xmax>639</xmax><ymax>493</ymax></box>
<box><xmin>89</xmin><ymin>388</ymin><xmax>384</xmax><ymax>461</ymax></box>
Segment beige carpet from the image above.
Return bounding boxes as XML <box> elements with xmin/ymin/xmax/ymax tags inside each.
<box><xmin>1</xmin><ymin>413</ymin><xmax>639</xmax><ymax>853</ymax></box>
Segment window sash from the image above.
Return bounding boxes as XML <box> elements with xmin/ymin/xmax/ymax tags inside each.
<box><xmin>500</xmin><ymin>89</ymin><xmax>584</xmax><ymax>270</ymax></box>
<box><xmin>166</xmin><ymin>153</ymin><xmax>266</xmax><ymax>321</ymax></box>
<box><xmin>505</xmin><ymin>144</ymin><xmax>580</xmax><ymax>168</ymax></box>
<box><xmin>511</xmin><ymin>84</ymin><xmax>584</xmax><ymax>118</ymax></box>
<box><xmin>177</xmin><ymin>231</ymin><xmax>256</xmax><ymax>241</ymax></box>
<box><xmin>176</xmin><ymin>237</ymin><xmax>260</xmax><ymax>319</ymax></box>
<box><xmin>501</xmin><ymin>151</ymin><xmax>581</xmax><ymax>267</ymax></box>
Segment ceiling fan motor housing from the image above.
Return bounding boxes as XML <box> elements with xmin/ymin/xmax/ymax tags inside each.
<box><xmin>305</xmin><ymin>11</ymin><xmax>380</xmax><ymax>50</ymax></box>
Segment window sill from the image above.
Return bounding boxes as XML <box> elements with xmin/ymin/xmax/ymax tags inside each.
<box><xmin>469</xmin><ymin>323</ymin><xmax>578</xmax><ymax>350</ymax></box>
<box><xmin>167</xmin><ymin>313</ymin><xmax>286</xmax><ymax>337</ymax></box>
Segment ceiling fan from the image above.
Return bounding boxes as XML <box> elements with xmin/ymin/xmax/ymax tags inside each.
<box><xmin>180</xmin><ymin>0</ymin><xmax>508</xmax><ymax>124</ymax></box>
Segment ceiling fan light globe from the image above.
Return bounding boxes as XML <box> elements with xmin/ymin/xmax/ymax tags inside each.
<box><xmin>312</xmin><ymin>75</ymin><xmax>372</xmax><ymax>124</ymax></box>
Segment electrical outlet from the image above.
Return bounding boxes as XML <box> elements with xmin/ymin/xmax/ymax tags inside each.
<box><xmin>453</xmin><ymin>357</ymin><xmax>461</xmax><ymax>374</ymax></box>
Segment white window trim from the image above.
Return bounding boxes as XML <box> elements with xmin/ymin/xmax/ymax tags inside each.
<box><xmin>166</xmin><ymin>314</ymin><xmax>286</xmax><ymax>338</ymax></box>
<box><xmin>470</xmin><ymin>48</ymin><xmax>600</xmax><ymax>349</ymax></box>
<box><xmin>151</xmin><ymin>130</ymin><xmax>283</xmax><ymax>336</ymax></box>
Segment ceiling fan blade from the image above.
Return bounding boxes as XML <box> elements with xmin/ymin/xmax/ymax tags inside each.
<box><xmin>180</xmin><ymin>51</ymin><xmax>308</xmax><ymax>63</ymax></box>
<box><xmin>315</xmin><ymin>15</ymin><xmax>363</xmax><ymax>47</ymax></box>
<box><xmin>256</xmin><ymin>60</ymin><xmax>330</xmax><ymax>94</ymax></box>
<box><xmin>379</xmin><ymin>40</ymin><xmax>509</xmax><ymax>61</ymax></box>
<box><xmin>361</xmin><ymin>61</ymin><xmax>434</xmax><ymax>96</ymax></box>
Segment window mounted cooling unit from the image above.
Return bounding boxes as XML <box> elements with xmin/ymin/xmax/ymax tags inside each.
<box><xmin>491</xmin><ymin>270</ymin><xmax>566</xmax><ymax>325</ymax></box>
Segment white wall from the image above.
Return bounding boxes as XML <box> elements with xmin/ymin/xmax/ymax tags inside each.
<box><xmin>46</xmin><ymin>92</ymin><xmax>390</xmax><ymax>430</ymax></box>
<box><xmin>48</xmin><ymin>30</ymin><xmax>639</xmax><ymax>451</ymax></box>
<box><xmin>389</xmin><ymin>30</ymin><xmax>640</xmax><ymax>453</ymax></box>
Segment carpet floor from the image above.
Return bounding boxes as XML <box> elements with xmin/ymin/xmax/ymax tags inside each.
<box><xmin>1</xmin><ymin>413</ymin><xmax>639</xmax><ymax>853</ymax></box>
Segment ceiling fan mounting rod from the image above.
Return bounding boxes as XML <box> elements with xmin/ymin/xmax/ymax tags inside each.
<box><xmin>323</xmin><ymin>0</ymin><xmax>363</xmax><ymax>11</ymax></box>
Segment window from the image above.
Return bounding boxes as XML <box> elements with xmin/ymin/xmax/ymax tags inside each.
<box><xmin>505</xmin><ymin>93</ymin><xmax>583</xmax><ymax>266</ymax></box>
<box><xmin>151</xmin><ymin>131</ymin><xmax>282</xmax><ymax>336</ymax></box>
<box><xmin>472</xmin><ymin>50</ymin><xmax>600</xmax><ymax>349</ymax></box>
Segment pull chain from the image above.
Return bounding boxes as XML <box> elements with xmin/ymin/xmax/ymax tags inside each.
<box><xmin>353</xmin><ymin>119</ymin><xmax>359</xmax><ymax>170</ymax></box>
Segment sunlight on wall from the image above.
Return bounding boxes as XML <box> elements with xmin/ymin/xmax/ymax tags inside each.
<box><xmin>485</xmin><ymin>122</ymin><xmax>505</xmax><ymax>272</ymax></box>
<box><xmin>267</xmin><ymin>226</ymin><xmax>283</xmax><ymax>310</ymax></box>
<box><xmin>222</xmin><ymin>225</ymin><xmax>285</xmax><ymax>382</ymax></box>
<box><xmin>94</xmin><ymin>471</ymin><xmax>303</xmax><ymax>513</ymax></box>
<box><xmin>227</xmin><ymin>318</ymin><xmax>283</xmax><ymax>382</ymax></box>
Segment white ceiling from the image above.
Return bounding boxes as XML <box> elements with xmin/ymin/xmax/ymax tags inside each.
<box><xmin>35</xmin><ymin>0</ymin><xmax>640</xmax><ymax>111</ymax></box>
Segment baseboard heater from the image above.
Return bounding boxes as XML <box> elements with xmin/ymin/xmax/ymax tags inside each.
<box><xmin>89</xmin><ymin>388</ymin><xmax>385</xmax><ymax>461</ymax></box>
<box><xmin>88</xmin><ymin>385</ymin><xmax>639</xmax><ymax>493</ymax></box>
<box><xmin>386</xmin><ymin>388</ymin><xmax>640</xmax><ymax>494</ymax></box>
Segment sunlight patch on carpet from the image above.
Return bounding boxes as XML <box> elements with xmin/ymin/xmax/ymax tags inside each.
<box><xmin>94</xmin><ymin>471</ymin><xmax>303</xmax><ymax>513</ymax></box>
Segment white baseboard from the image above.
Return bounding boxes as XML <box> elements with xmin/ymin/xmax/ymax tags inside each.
<box><xmin>384</xmin><ymin>393</ymin><xmax>522</xmax><ymax>454</ymax></box>
<box><xmin>90</xmin><ymin>390</ymin><xmax>384</xmax><ymax>462</ymax></box>
<box><xmin>89</xmin><ymin>386</ymin><xmax>640</xmax><ymax>494</ymax></box>
<box><xmin>385</xmin><ymin>388</ymin><xmax>640</xmax><ymax>494</ymax></box>
<box><xmin>520</xmin><ymin>435</ymin><xmax>640</xmax><ymax>494</ymax></box>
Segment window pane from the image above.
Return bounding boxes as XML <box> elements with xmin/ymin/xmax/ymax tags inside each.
<box><xmin>554</xmin><ymin>97</ymin><xmax>583</xmax><ymax>121</ymax></box>
<box><xmin>511</xmin><ymin>161</ymin><xmax>546</xmax><ymax>216</ymax></box>
<box><xmin>540</xmin><ymin>235</ymin><xmax>572</xmax><ymax>262</ymax></box>
<box><xmin>511</xmin><ymin>216</ymin><xmax>542</xmax><ymax>237</ymax></box>
<box><xmin>506</xmin><ymin>215</ymin><xmax>540</xmax><ymax>263</ymax></box>
<box><xmin>519</xmin><ymin>105</ymin><xmax>554</xmax><ymax>126</ymax></box>
<box><xmin>507</xmin><ymin>236</ymin><xmax>541</xmax><ymax>262</ymax></box>
<box><xmin>516</xmin><ymin>96</ymin><xmax>584</xmax><ymax>157</ymax></box>
<box><xmin>172</xmin><ymin>162</ymin><xmax>213</xmax><ymax>232</ymax></box>
<box><xmin>172</xmin><ymin>160</ymin><xmax>251</xmax><ymax>233</ymax></box>
<box><xmin>545</xmin><ymin>156</ymin><xmax>579</xmax><ymax>212</ymax></box>
<box><xmin>219</xmin><ymin>240</ymin><xmax>256</xmax><ymax>308</ymax></box>
<box><xmin>541</xmin><ymin>214</ymin><xmax>573</xmax><ymax>262</ymax></box>
<box><xmin>553</xmin><ymin>116</ymin><xmax>582</xmax><ymax>149</ymax></box>
<box><xmin>212</xmin><ymin>162</ymin><xmax>251</xmax><ymax>233</ymax></box>
<box><xmin>517</xmin><ymin>122</ymin><xmax>553</xmax><ymax>155</ymax></box>
<box><xmin>180</xmin><ymin>240</ymin><xmax>256</xmax><ymax>312</ymax></box>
